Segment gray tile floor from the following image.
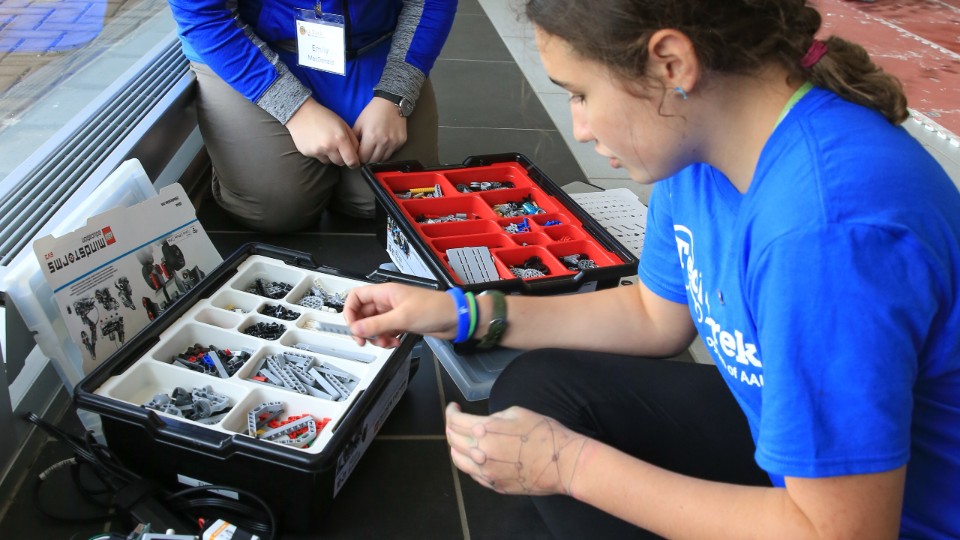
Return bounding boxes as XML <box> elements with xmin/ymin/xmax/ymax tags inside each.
<box><xmin>0</xmin><ymin>1</ymin><xmax>581</xmax><ymax>538</ymax></box>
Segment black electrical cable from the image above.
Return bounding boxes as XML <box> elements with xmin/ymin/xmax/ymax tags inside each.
<box><xmin>26</xmin><ymin>413</ymin><xmax>119</xmax><ymax>524</ymax></box>
<box><xmin>173</xmin><ymin>498</ymin><xmax>272</xmax><ymax>536</ymax></box>
<box><xmin>71</xmin><ymin>460</ymin><xmax>115</xmax><ymax>509</ymax></box>
<box><xmin>32</xmin><ymin>463</ymin><xmax>115</xmax><ymax>524</ymax></box>
<box><xmin>25</xmin><ymin>412</ymin><xmax>97</xmax><ymax>463</ymax></box>
<box><xmin>168</xmin><ymin>484</ymin><xmax>277</xmax><ymax>540</ymax></box>
<box><xmin>25</xmin><ymin>411</ymin><xmax>278</xmax><ymax>538</ymax></box>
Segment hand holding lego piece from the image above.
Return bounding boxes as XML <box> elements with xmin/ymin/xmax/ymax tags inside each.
<box><xmin>343</xmin><ymin>283</ymin><xmax>458</xmax><ymax>348</ymax></box>
<box><xmin>354</xmin><ymin>96</ymin><xmax>408</xmax><ymax>164</ymax></box>
<box><xmin>445</xmin><ymin>402</ymin><xmax>587</xmax><ymax>497</ymax></box>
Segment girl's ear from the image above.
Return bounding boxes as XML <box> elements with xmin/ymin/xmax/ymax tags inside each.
<box><xmin>647</xmin><ymin>29</ymin><xmax>700</xmax><ymax>97</ymax></box>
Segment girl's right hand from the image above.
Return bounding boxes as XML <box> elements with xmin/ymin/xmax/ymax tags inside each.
<box><xmin>343</xmin><ymin>283</ymin><xmax>458</xmax><ymax>348</ymax></box>
<box><xmin>285</xmin><ymin>98</ymin><xmax>361</xmax><ymax>168</ymax></box>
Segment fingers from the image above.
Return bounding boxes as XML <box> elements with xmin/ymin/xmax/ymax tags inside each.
<box><xmin>302</xmin><ymin>139</ymin><xmax>359</xmax><ymax>167</ymax></box>
<box><xmin>324</xmin><ymin>133</ymin><xmax>360</xmax><ymax>168</ymax></box>
<box><xmin>344</xmin><ymin>284</ymin><xmax>459</xmax><ymax>345</ymax></box>
<box><xmin>344</xmin><ymin>286</ymin><xmax>389</xmax><ymax>346</ymax></box>
<box><xmin>353</xmin><ymin>103</ymin><xmax>406</xmax><ymax>165</ymax></box>
<box><xmin>446</xmin><ymin>425</ymin><xmax>486</xmax><ymax>461</ymax></box>
<box><xmin>349</xmin><ymin>311</ymin><xmax>401</xmax><ymax>343</ymax></box>
<box><xmin>450</xmin><ymin>444</ymin><xmax>488</xmax><ymax>475</ymax></box>
<box><xmin>446</xmin><ymin>404</ymin><xmax>519</xmax><ymax>492</ymax></box>
<box><xmin>287</xmin><ymin>100</ymin><xmax>363</xmax><ymax>166</ymax></box>
<box><xmin>445</xmin><ymin>402</ymin><xmax>483</xmax><ymax>434</ymax></box>
<box><xmin>339</xmin><ymin>139</ymin><xmax>361</xmax><ymax>168</ymax></box>
<box><xmin>343</xmin><ymin>286</ymin><xmax>406</xmax><ymax>346</ymax></box>
<box><xmin>357</xmin><ymin>140</ymin><xmax>386</xmax><ymax>165</ymax></box>
<box><xmin>357</xmin><ymin>135</ymin><xmax>402</xmax><ymax>165</ymax></box>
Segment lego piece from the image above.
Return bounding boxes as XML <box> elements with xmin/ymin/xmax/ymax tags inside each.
<box><xmin>241</xmin><ymin>321</ymin><xmax>285</xmax><ymax>340</ymax></box>
<box><xmin>509</xmin><ymin>255</ymin><xmax>550</xmax><ymax>279</ymax></box>
<box><xmin>297</xmin><ymin>284</ymin><xmax>348</xmax><ymax>313</ymax></box>
<box><xmin>415</xmin><ymin>212</ymin><xmax>476</xmax><ymax>223</ymax></box>
<box><xmin>322</xmin><ymin>372</ymin><xmax>351</xmax><ymax>399</ymax></box>
<box><xmin>559</xmin><ymin>253</ymin><xmax>598</xmax><ymax>271</ymax></box>
<box><xmin>291</xmin><ymin>342</ymin><xmax>376</xmax><ymax>364</ymax></box>
<box><xmin>259</xmin><ymin>415</ymin><xmax>317</xmax><ymax>446</ymax></box>
<box><xmin>192</xmin><ymin>385</ymin><xmax>230</xmax><ymax>413</ymax></box>
<box><xmin>247</xmin><ymin>401</ymin><xmax>284</xmax><ymax>436</ymax></box>
<box><xmin>144</xmin><ymin>385</ymin><xmax>232</xmax><ymax>422</ymax></box>
<box><xmin>258</xmin><ymin>366</ymin><xmax>285</xmax><ymax>386</ymax></box>
<box><xmin>207</xmin><ymin>353</ymin><xmax>230</xmax><ymax>379</ymax></box>
<box><xmin>246</xmin><ymin>278</ymin><xmax>293</xmax><ymax>299</ymax></box>
<box><xmin>456</xmin><ymin>181</ymin><xmax>515</xmax><ymax>192</ymax></box>
<box><xmin>511</xmin><ymin>267</ymin><xmax>546</xmax><ymax>278</ymax></box>
<box><xmin>203</xmin><ymin>518</ymin><xmax>261</xmax><ymax>540</ymax></box>
<box><xmin>447</xmin><ymin>246</ymin><xmax>499</xmax><ymax>285</ymax></box>
<box><xmin>266</xmin><ymin>357</ymin><xmax>308</xmax><ymax>394</ymax></box>
<box><xmin>296</xmin><ymin>295</ymin><xmax>328</xmax><ymax>311</ymax></box>
<box><xmin>314</xmin><ymin>362</ymin><xmax>356</xmax><ymax>382</ymax></box>
<box><xmin>309</xmin><ymin>368</ymin><xmax>343</xmax><ymax>400</ymax></box>
<box><xmin>281</xmin><ymin>351</ymin><xmax>315</xmax><ymax>367</ymax></box>
<box><xmin>259</xmin><ymin>303</ymin><xmax>299</xmax><ymax>320</ymax></box>
<box><xmin>171</xmin><ymin>345</ymin><xmax>250</xmax><ymax>378</ymax></box>
<box><xmin>299</xmin><ymin>319</ymin><xmax>353</xmax><ymax>336</ymax></box>
<box><xmin>287</xmin><ymin>363</ymin><xmax>317</xmax><ymax>387</ymax></box>
<box><xmin>493</xmin><ymin>195</ymin><xmax>547</xmax><ymax>217</ymax></box>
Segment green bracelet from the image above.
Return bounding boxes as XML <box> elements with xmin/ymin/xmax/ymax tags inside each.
<box><xmin>465</xmin><ymin>292</ymin><xmax>478</xmax><ymax>340</ymax></box>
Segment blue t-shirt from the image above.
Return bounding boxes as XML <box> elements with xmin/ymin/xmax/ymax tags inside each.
<box><xmin>638</xmin><ymin>87</ymin><xmax>960</xmax><ymax>538</ymax></box>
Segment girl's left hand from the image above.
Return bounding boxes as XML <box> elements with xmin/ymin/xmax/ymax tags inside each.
<box><xmin>445</xmin><ymin>402</ymin><xmax>587</xmax><ymax>496</ymax></box>
<box><xmin>353</xmin><ymin>97</ymin><xmax>408</xmax><ymax>165</ymax></box>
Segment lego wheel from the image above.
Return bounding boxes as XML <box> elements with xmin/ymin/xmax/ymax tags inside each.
<box><xmin>142</xmin><ymin>262</ymin><xmax>162</xmax><ymax>290</ymax></box>
<box><xmin>162</xmin><ymin>240</ymin><xmax>186</xmax><ymax>271</ymax></box>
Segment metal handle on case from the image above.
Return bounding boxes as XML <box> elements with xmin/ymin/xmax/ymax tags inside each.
<box><xmin>247</xmin><ymin>243</ymin><xmax>318</xmax><ymax>268</ymax></box>
<box><xmin>365</xmin><ymin>268</ymin><xmax>440</xmax><ymax>289</ymax></box>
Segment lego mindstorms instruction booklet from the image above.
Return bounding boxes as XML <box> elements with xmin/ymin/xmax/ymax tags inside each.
<box><xmin>33</xmin><ymin>183</ymin><xmax>222</xmax><ymax>376</ymax></box>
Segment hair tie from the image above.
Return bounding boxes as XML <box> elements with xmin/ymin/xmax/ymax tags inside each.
<box><xmin>800</xmin><ymin>39</ymin><xmax>828</xmax><ymax>69</ymax></box>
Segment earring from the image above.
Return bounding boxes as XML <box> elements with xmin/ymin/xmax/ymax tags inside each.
<box><xmin>674</xmin><ymin>86</ymin><xmax>689</xmax><ymax>100</ymax></box>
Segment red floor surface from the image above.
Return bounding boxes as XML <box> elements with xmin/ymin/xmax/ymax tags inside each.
<box><xmin>816</xmin><ymin>0</ymin><xmax>960</xmax><ymax>138</ymax></box>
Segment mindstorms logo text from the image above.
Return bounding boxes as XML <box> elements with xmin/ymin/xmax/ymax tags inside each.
<box><xmin>44</xmin><ymin>227</ymin><xmax>115</xmax><ymax>274</ymax></box>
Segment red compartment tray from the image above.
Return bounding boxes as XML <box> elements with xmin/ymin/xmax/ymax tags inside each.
<box><xmin>363</xmin><ymin>153</ymin><xmax>639</xmax><ymax>294</ymax></box>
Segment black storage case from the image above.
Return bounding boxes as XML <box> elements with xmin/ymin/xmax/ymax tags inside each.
<box><xmin>364</xmin><ymin>153</ymin><xmax>639</xmax><ymax>294</ymax></box>
<box><xmin>75</xmin><ymin>243</ymin><xmax>425</xmax><ymax>533</ymax></box>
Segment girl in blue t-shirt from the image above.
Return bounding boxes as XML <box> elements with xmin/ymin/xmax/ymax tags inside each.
<box><xmin>343</xmin><ymin>0</ymin><xmax>960</xmax><ymax>537</ymax></box>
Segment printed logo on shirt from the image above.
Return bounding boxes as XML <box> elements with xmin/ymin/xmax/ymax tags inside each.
<box><xmin>675</xmin><ymin>225</ymin><xmax>765</xmax><ymax>388</ymax></box>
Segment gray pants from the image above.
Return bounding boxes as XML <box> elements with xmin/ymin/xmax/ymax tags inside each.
<box><xmin>191</xmin><ymin>63</ymin><xmax>440</xmax><ymax>232</ymax></box>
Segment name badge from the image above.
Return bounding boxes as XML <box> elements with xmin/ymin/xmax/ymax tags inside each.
<box><xmin>295</xmin><ymin>9</ymin><xmax>346</xmax><ymax>75</ymax></box>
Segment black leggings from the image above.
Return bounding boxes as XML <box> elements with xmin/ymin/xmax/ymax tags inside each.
<box><xmin>488</xmin><ymin>349</ymin><xmax>772</xmax><ymax>540</ymax></box>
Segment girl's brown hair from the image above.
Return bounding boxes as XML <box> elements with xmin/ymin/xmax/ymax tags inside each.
<box><xmin>525</xmin><ymin>0</ymin><xmax>908</xmax><ymax>123</ymax></box>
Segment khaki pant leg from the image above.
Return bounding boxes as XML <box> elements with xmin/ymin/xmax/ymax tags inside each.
<box><xmin>192</xmin><ymin>63</ymin><xmax>338</xmax><ymax>233</ymax></box>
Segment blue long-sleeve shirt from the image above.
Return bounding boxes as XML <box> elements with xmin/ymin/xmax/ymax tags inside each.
<box><xmin>168</xmin><ymin>0</ymin><xmax>457</xmax><ymax>124</ymax></box>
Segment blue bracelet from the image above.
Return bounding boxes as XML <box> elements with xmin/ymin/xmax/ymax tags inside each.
<box><xmin>447</xmin><ymin>287</ymin><xmax>472</xmax><ymax>343</ymax></box>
